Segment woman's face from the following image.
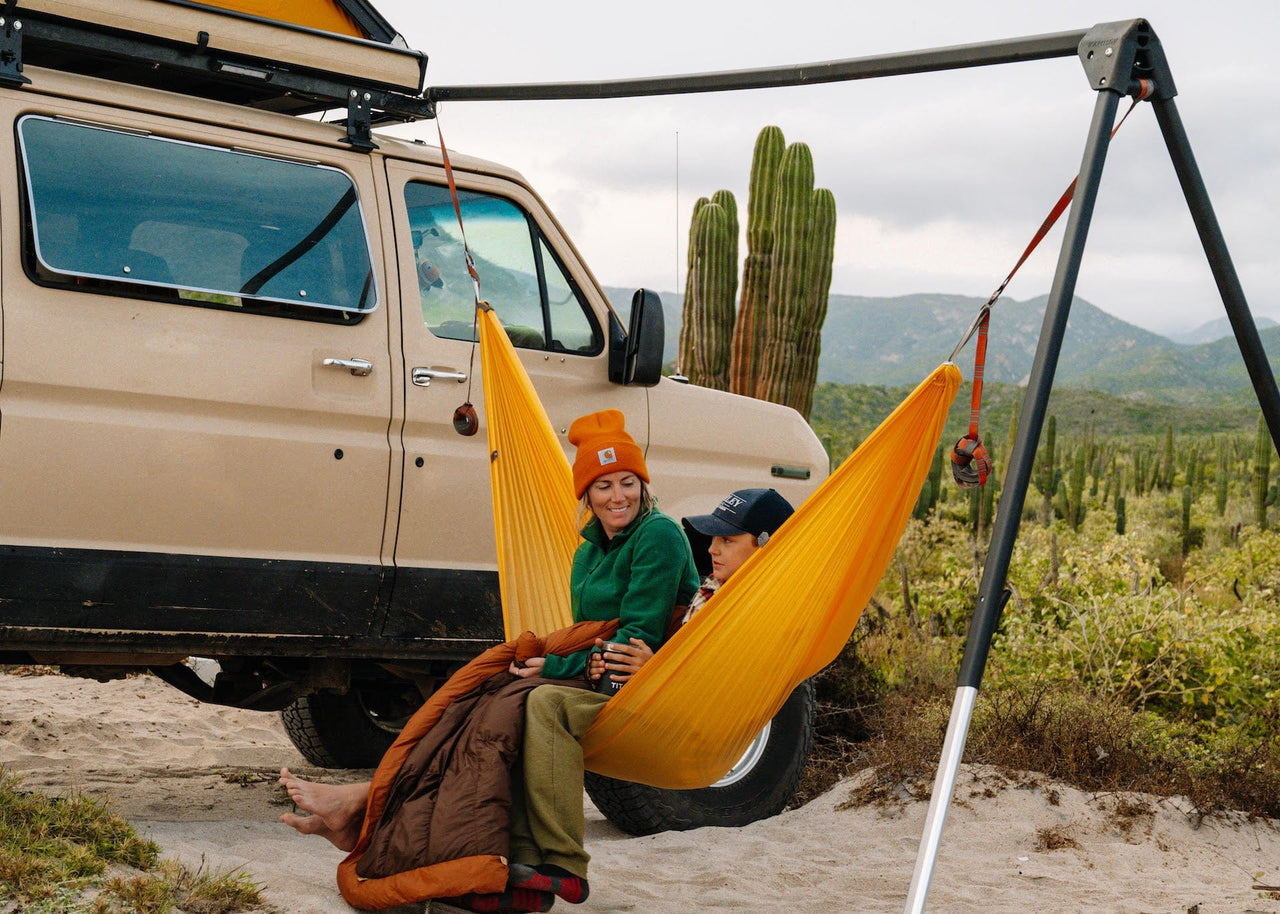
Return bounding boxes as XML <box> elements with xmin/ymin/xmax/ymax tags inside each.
<box><xmin>588</xmin><ymin>471</ymin><xmax>642</xmax><ymax>538</ymax></box>
<box><xmin>708</xmin><ymin>532</ymin><xmax>757</xmax><ymax>583</ymax></box>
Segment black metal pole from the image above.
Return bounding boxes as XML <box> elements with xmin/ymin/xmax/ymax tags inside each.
<box><xmin>904</xmin><ymin>86</ymin><xmax>1122</xmax><ymax>912</ymax></box>
<box><xmin>428</xmin><ymin>29</ymin><xmax>1088</xmax><ymax>103</ymax></box>
<box><xmin>1151</xmin><ymin>97</ymin><xmax>1280</xmax><ymax>453</ymax></box>
<box><xmin>958</xmin><ymin>88</ymin><xmax>1121</xmax><ymax>688</ymax></box>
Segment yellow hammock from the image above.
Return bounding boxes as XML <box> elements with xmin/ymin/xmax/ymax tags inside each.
<box><xmin>478</xmin><ymin>303</ymin><xmax>960</xmax><ymax>790</ymax></box>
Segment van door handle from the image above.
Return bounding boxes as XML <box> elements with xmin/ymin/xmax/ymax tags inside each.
<box><xmin>412</xmin><ymin>367</ymin><xmax>468</xmax><ymax>387</ymax></box>
<box><xmin>323</xmin><ymin>357</ymin><xmax>373</xmax><ymax>377</ymax></box>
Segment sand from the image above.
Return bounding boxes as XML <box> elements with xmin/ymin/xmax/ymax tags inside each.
<box><xmin>2</xmin><ymin>669</ymin><xmax>1278</xmax><ymax>914</ymax></box>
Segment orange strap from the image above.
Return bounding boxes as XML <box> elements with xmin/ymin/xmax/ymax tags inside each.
<box><xmin>959</xmin><ymin>84</ymin><xmax>1151</xmax><ymax>448</ymax></box>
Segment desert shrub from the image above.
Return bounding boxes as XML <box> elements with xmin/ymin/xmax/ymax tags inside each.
<box><xmin>805</xmin><ymin>469</ymin><xmax>1280</xmax><ymax>819</ymax></box>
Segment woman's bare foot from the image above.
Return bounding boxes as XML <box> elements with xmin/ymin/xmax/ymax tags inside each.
<box><xmin>278</xmin><ymin>767</ymin><xmax>370</xmax><ymax>852</ymax></box>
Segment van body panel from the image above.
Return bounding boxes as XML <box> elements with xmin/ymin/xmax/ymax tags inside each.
<box><xmin>0</xmin><ymin>95</ymin><xmax>395</xmax><ymax>634</ymax></box>
<box><xmin>0</xmin><ymin>44</ymin><xmax>829</xmax><ymax>664</ymax></box>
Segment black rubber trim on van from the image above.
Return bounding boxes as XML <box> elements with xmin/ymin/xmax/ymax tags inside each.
<box><xmin>0</xmin><ymin>545</ymin><xmax>383</xmax><ymax>636</ymax></box>
<box><xmin>0</xmin><ymin>546</ymin><xmax>504</xmax><ymax>650</ymax></box>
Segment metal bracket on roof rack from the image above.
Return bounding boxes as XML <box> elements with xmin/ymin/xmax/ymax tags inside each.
<box><xmin>1</xmin><ymin>5</ymin><xmax>436</xmax><ymax>150</ymax></box>
<box><xmin>343</xmin><ymin>88</ymin><xmax>376</xmax><ymax>151</ymax></box>
<box><xmin>0</xmin><ymin>2</ymin><xmax>31</xmax><ymax>88</ymax></box>
<box><xmin>335</xmin><ymin>86</ymin><xmax>436</xmax><ymax>150</ymax></box>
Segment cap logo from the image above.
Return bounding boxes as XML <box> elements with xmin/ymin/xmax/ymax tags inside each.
<box><xmin>597</xmin><ymin>447</ymin><xmax>617</xmax><ymax>466</ymax></box>
<box><xmin>717</xmin><ymin>494</ymin><xmax>745</xmax><ymax>514</ymax></box>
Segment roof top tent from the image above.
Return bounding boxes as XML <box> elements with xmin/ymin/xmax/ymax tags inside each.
<box><xmin>187</xmin><ymin>0</ymin><xmax>400</xmax><ymax>42</ymax></box>
<box><xmin>0</xmin><ymin>0</ymin><xmax>433</xmax><ymax>146</ymax></box>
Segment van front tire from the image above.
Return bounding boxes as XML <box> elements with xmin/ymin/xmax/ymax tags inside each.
<box><xmin>584</xmin><ymin>679</ymin><xmax>815</xmax><ymax>835</ymax></box>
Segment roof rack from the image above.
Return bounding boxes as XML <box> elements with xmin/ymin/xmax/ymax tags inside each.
<box><xmin>0</xmin><ymin>0</ymin><xmax>435</xmax><ymax>150</ymax></box>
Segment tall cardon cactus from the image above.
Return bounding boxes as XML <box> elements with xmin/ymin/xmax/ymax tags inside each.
<box><xmin>677</xmin><ymin>191</ymin><xmax>738</xmax><ymax>389</ymax></box>
<box><xmin>678</xmin><ymin>125</ymin><xmax>836</xmax><ymax>419</ymax></box>
<box><xmin>729</xmin><ymin>126</ymin><xmax>785</xmax><ymax>398</ymax></box>
<box><xmin>1254</xmin><ymin>414</ymin><xmax>1272</xmax><ymax>531</ymax></box>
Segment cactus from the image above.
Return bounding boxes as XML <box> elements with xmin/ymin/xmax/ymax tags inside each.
<box><xmin>1215</xmin><ymin>447</ymin><xmax>1229</xmax><ymax>516</ymax></box>
<box><xmin>914</xmin><ymin>442</ymin><xmax>944</xmax><ymax>520</ymax></box>
<box><xmin>1161</xmin><ymin>424</ymin><xmax>1175</xmax><ymax>491</ymax></box>
<box><xmin>1116</xmin><ymin>494</ymin><xmax>1127</xmax><ymax>535</ymax></box>
<box><xmin>1066</xmin><ymin>446</ymin><xmax>1087</xmax><ymax>531</ymax></box>
<box><xmin>1053</xmin><ymin>479</ymin><xmax>1069</xmax><ymax>525</ymax></box>
<box><xmin>677</xmin><ymin>193</ymin><xmax>738</xmax><ymax>389</ymax></box>
<box><xmin>1038</xmin><ymin>415</ymin><xmax>1058</xmax><ymax>526</ymax></box>
<box><xmin>729</xmin><ymin>126</ymin><xmax>786</xmax><ymax>399</ymax></box>
<box><xmin>757</xmin><ymin>142</ymin><xmax>818</xmax><ymax>409</ymax></box>
<box><xmin>1181</xmin><ymin>484</ymin><xmax>1193</xmax><ymax>555</ymax></box>
<box><xmin>1254</xmin><ymin>414</ymin><xmax>1271</xmax><ymax>531</ymax></box>
<box><xmin>792</xmin><ymin>189</ymin><xmax>837</xmax><ymax>419</ymax></box>
<box><xmin>982</xmin><ymin>460</ymin><xmax>998</xmax><ymax>535</ymax></box>
<box><xmin>702</xmin><ymin>125</ymin><xmax>837</xmax><ymax>419</ymax></box>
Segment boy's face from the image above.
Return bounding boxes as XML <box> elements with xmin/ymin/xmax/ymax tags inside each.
<box><xmin>708</xmin><ymin>532</ymin><xmax>757</xmax><ymax>583</ymax></box>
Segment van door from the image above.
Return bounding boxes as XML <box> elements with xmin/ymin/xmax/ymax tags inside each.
<box><xmin>0</xmin><ymin>112</ymin><xmax>392</xmax><ymax>636</ymax></box>
<box><xmin>381</xmin><ymin>160</ymin><xmax>647</xmax><ymax>640</ymax></box>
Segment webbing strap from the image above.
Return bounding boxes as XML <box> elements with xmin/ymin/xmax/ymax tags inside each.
<box><xmin>952</xmin><ymin>84</ymin><xmax>1151</xmax><ymax>441</ymax></box>
<box><xmin>968</xmin><ymin>311</ymin><xmax>989</xmax><ymax>440</ymax></box>
<box><xmin>433</xmin><ymin>118</ymin><xmax>493</xmax><ymax>413</ymax></box>
<box><xmin>435</xmin><ymin>119</ymin><xmax>485</xmax><ymax>312</ymax></box>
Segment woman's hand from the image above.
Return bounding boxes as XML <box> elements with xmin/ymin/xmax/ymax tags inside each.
<box><xmin>586</xmin><ymin>639</ymin><xmax>608</xmax><ymax>682</ymax></box>
<box><xmin>601</xmin><ymin>638</ymin><xmax>653</xmax><ymax>682</ymax></box>
<box><xmin>509</xmin><ymin>656</ymin><xmax>545</xmax><ymax>678</ymax></box>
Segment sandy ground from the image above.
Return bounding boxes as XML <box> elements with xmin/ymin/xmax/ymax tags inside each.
<box><xmin>2</xmin><ymin>669</ymin><xmax>1279</xmax><ymax>914</ymax></box>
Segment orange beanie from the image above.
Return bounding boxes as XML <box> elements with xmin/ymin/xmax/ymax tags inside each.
<box><xmin>568</xmin><ymin>409</ymin><xmax>649</xmax><ymax>497</ymax></box>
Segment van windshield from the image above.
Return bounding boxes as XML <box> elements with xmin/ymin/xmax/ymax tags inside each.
<box><xmin>18</xmin><ymin>116</ymin><xmax>377</xmax><ymax>315</ymax></box>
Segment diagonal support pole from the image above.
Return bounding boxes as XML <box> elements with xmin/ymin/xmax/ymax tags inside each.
<box><xmin>903</xmin><ymin>85</ymin><xmax>1123</xmax><ymax>914</ymax></box>
<box><xmin>1151</xmin><ymin>97</ymin><xmax>1280</xmax><ymax>452</ymax></box>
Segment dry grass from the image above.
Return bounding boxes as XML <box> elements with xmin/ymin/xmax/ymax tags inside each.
<box><xmin>1034</xmin><ymin>824</ymin><xmax>1079</xmax><ymax>851</ymax></box>
<box><xmin>798</xmin><ymin>636</ymin><xmax>1280</xmax><ymax>823</ymax></box>
<box><xmin>0</xmin><ymin>769</ymin><xmax>271</xmax><ymax>913</ymax></box>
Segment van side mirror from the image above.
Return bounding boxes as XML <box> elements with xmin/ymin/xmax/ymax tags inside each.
<box><xmin>608</xmin><ymin>288</ymin><xmax>665</xmax><ymax>386</ymax></box>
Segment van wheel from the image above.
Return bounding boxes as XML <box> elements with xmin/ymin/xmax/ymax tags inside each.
<box><xmin>281</xmin><ymin>682</ymin><xmax>419</xmax><ymax>769</ymax></box>
<box><xmin>584</xmin><ymin>679</ymin><xmax>815</xmax><ymax>835</ymax></box>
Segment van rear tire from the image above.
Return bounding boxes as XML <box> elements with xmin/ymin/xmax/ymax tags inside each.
<box><xmin>584</xmin><ymin>679</ymin><xmax>815</xmax><ymax>835</ymax></box>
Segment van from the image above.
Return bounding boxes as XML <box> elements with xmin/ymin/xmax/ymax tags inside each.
<box><xmin>0</xmin><ymin>0</ymin><xmax>828</xmax><ymax>831</ymax></box>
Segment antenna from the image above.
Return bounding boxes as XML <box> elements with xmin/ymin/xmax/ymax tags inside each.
<box><xmin>670</xmin><ymin>129</ymin><xmax>688</xmax><ymax>383</ymax></box>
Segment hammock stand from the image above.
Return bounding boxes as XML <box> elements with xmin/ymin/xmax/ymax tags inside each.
<box><xmin>428</xmin><ymin>20</ymin><xmax>1280</xmax><ymax>914</ymax></box>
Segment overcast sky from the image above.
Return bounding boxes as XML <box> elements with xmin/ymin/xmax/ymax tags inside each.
<box><xmin>373</xmin><ymin>0</ymin><xmax>1277</xmax><ymax>336</ymax></box>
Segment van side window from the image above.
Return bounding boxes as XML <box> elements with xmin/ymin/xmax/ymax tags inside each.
<box><xmin>17</xmin><ymin>116</ymin><xmax>377</xmax><ymax>320</ymax></box>
<box><xmin>405</xmin><ymin>181</ymin><xmax>601</xmax><ymax>354</ymax></box>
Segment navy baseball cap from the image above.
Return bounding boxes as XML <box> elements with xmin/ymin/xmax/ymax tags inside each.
<box><xmin>682</xmin><ymin>488</ymin><xmax>794</xmax><ymax>575</ymax></box>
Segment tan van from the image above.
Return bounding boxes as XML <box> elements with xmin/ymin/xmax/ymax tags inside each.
<box><xmin>0</xmin><ymin>0</ymin><xmax>827</xmax><ymax>831</ymax></box>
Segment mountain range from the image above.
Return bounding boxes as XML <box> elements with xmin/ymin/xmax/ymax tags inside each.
<box><xmin>604</xmin><ymin>287</ymin><xmax>1280</xmax><ymax>406</ymax></box>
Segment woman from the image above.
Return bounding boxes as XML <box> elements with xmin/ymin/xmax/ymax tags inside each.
<box><xmin>280</xmin><ymin>409</ymin><xmax>698</xmax><ymax>912</ymax></box>
<box><xmin>503</xmin><ymin>487</ymin><xmax>793</xmax><ymax>909</ymax></box>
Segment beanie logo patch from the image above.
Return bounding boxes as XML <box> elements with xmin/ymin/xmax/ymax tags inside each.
<box><xmin>597</xmin><ymin>447</ymin><xmax>617</xmax><ymax>467</ymax></box>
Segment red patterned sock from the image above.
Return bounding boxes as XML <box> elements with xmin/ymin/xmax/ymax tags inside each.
<box><xmin>536</xmin><ymin>865</ymin><xmax>588</xmax><ymax>904</ymax></box>
<box><xmin>454</xmin><ymin>888</ymin><xmax>554</xmax><ymax>913</ymax></box>
<box><xmin>508</xmin><ymin>863</ymin><xmax>589</xmax><ymax>904</ymax></box>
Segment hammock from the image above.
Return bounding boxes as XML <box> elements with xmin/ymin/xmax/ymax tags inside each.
<box><xmin>478</xmin><ymin>301</ymin><xmax>960</xmax><ymax>790</ymax></box>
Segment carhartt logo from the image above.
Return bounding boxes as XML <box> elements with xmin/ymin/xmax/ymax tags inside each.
<box><xmin>597</xmin><ymin>447</ymin><xmax>617</xmax><ymax>466</ymax></box>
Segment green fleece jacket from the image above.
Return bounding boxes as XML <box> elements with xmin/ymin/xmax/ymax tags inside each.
<box><xmin>540</xmin><ymin>507</ymin><xmax>698</xmax><ymax>680</ymax></box>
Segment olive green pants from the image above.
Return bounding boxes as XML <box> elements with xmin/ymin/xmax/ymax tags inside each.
<box><xmin>509</xmin><ymin>683</ymin><xmax>609</xmax><ymax>879</ymax></box>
